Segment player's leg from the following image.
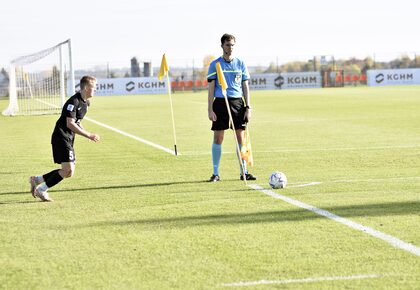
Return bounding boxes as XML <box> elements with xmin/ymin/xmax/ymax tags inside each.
<box><xmin>43</xmin><ymin>161</ymin><xmax>74</xmax><ymax>186</ymax></box>
<box><xmin>209</xmin><ymin>98</ymin><xmax>229</xmax><ymax>182</ymax></box>
<box><xmin>210</xmin><ymin>130</ymin><xmax>224</xmax><ymax>181</ymax></box>
<box><xmin>59</xmin><ymin>162</ymin><xmax>75</xmax><ymax>179</ymax></box>
<box><xmin>232</xmin><ymin>100</ymin><xmax>256</xmax><ymax>181</ymax></box>
<box><xmin>235</xmin><ymin>129</ymin><xmax>247</xmax><ymax>178</ymax></box>
<box><xmin>32</xmin><ymin>141</ymin><xmax>74</xmax><ymax>201</ymax></box>
<box><xmin>30</xmin><ymin>165</ymin><xmax>66</xmax><ymax>196</ymax></box>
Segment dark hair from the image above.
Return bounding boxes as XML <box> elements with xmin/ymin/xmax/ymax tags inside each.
<box><xmin>80</xmin><ymin>75</ymin><xmax>96</xmax><ymax>90</ymax></box>
<box><xmin>221</xmin><ymin>33</ymin><xmax>236</xmax><ymax>45</ymax></box>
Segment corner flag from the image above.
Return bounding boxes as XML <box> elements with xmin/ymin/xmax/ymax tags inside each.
<box><xmin>216</xmin><ymin>62</ymin><xmax>228</xmax><ymax>92</ymax></box>
<box><xmin>158</xmin><ymin>54</ymin><xmax>169</xmax><ymax>81</ymax></box>
<box><xmin>158</xmin><ymin>53</ymin><xmax>177</xmax><ymax>155</ymax></box>
<box><xmin>240</xmin><ymin>127</ymin><xmax>254</xmax><ymax>166</ymax></box>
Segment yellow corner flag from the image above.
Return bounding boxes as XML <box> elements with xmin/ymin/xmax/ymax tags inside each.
<box><xmin>158</xmin><ymin>54</ymin><xmax>169</xmax><ymax>81</ymax></box>
<box><xmin>240</xmin><ymin>128</ymin><xmax>254</xmax><ymax>166</ymax></box>
<box><xmin>216</xmin><ymin>62</ymin><xmax>228</xmax><ymax>92</ymax></box>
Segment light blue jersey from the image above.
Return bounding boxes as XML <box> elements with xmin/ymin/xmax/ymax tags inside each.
<box><xmin>207</xmin><ymin>56</ymin><xmax>250</xmax><ymax>98</ymax></box>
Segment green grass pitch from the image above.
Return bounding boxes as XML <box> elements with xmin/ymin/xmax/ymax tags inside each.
<box><xmin>0</xmin><ymin>86</ymin><xmax>419</xmax><ymax>289</ymax></box>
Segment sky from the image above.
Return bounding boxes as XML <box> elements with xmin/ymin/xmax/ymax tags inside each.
<box><xmin>1</xmin><ymin>0</ymin><xmax>419</xmax><ymax>70</ymax></box>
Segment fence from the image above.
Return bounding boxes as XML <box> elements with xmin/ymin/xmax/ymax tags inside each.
<box><xmin>2</xmin><ymin>52</ymin><xmax>419</xmax><ymax>96</ymax></box>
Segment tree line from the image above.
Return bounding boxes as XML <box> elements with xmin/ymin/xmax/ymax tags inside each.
<box><xmin>259</xmin><ymin>55</ymin><xmax>420</xmax><ymax>74</ymax></box>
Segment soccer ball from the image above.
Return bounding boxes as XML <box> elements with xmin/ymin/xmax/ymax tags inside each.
<box><xmin>269</xmin><ymin>172</ymin><xmax>287</xmax><ymax>189</ymax></box>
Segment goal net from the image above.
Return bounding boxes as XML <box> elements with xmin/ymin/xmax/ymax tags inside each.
<box><xmin>2</xmin><ymin>39</ymin><xmax>75</xmax><ymax>116</ymax></box>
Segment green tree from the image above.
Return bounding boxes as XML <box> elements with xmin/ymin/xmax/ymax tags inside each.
<box><xmin>264</xmin><ymin>62</ymin><xmax>277</xmax><ymax>73</ymax></box>
<box><xmin>361</xmin><ymin>57</ymin><xmax>374</xmax><ymax>73</ymax></box>
<box><xmin>414</xmin><ymin>55</ymin><xmax>420</xmax><ymax>68</ymax></box>
<box><xmin>200</xmin><ymin>55</ymin><xmax>215</xmax><ymax>80</ymax></box>
<box><xmin>390</xmin><ymin>54</ymin><xmax>411</xmax><ymax>68</ymax></box>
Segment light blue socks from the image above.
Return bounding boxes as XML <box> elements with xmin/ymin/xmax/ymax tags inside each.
<box><xmin>212</xmin><ymin>143</ymin><xmax>222</xmax><ymax>176</ymax></box>
<box><xmin>238</xmin><ymin>144</ymin><xmax>247</xmax><ymax>175</ymax></box>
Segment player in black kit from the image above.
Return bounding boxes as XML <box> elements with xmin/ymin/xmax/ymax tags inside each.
<box><xmin>29</xmin><ymin>76</ymin><xmax>100</xmax><ymax>201</ymax></box>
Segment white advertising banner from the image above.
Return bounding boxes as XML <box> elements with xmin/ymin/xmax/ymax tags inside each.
<box><xmin>248</xmin><ymin>74</ymin><xmax>278</xmax><ymax>90</ymax></box>
<box><xmin>367</xmin><ymin>69</ymin><xmax>420</xmax><ymax>86</ymax></box>
<box><xmin>249</xmin><ymin>72</ymin><xmax>321</xmax><ymax>90</ymax></box>
<box><xmin>278</xmin><ymin>72</ymin><xmax>322</xmax><ymax>89</ymax></box>
<box><xmin>68</xmin><ymin>77</ymin><xmax>168</xmax><ymax>96</ymax></box>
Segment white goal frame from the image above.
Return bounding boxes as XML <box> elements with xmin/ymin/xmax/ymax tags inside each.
<box><xmin>2</xmin><ymin>39</ymin><xmax>75</xmax><ymax>116</ymax></box>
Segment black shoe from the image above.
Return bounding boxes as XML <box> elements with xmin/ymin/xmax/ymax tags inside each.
<box><xmin>209</xmin><ymin>174</ymin><xmax>220</xmax><ymax>182</ymax></box>
<box><xmin>240</xmin><ymin>173</ymin><xmax>257</xmax><ymax>180</ymax></box>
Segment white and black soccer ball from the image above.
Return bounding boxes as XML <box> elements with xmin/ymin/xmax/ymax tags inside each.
<box><xmin>269</xmin><ymin>172</ymin><xmax>287</xmax><ymax>189</ymax></box>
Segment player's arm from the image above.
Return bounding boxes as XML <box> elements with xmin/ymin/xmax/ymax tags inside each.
<box><xmin>208</xmin><ymin>80</ymin><xmax>217</xmax><ymax>121</ymax></box>
<box><xmin>66</xmin><ymin>117</ymin><xmax>100</xmax><ymax>142</ymax></box>
<box><xmin>242</xmin><ymin>80</ymin><xmax>251</xmax><ymax>122</ymax></box>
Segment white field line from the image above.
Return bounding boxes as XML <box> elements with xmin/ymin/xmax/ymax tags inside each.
<box><xmin>222</xmin><ymin>274</ymin><xmax>382</xmax><ymax>287</ymax></box>
<box><xmin>84</xmin><ymin>117</ymin><xmax>176</xmax><ymax>155</ymax></box>
<box><xmin>33</xmin><ymin>99</ymin><xmax>176</xmax><ymax>155</ymax></box>
<box><xmin>287</xmin><ymin>181</ymin><xmax>322</xmax><ymax>188</ymax></box>
<box><xmin>288</xmin><ymin>177</ymin><xmax>419</xmax><ymax>187</ymax></box>
<box><xmin>248</xmin><ymin>184</ymin><xmax>420</xmax><ymax>257</ymax></box>
<box><xmin>330</xmin><ymin>176</ymin><xmax>420</xmax><ymax>183</ymax></box>
<box><xmin>35</xmin><ymin>98</ymin><xmax>60</xmax><ymax>108</ymax></box>
<box><xmin>262</xmin><ymin>176</ymin><xmax>419</xmax><ymax>189</ymax></box>
<box><xmin>181</xmin><ymin>144</ymin><xmax>420</xmax><ymax>156</ymax></box>
<box><xmin>256</xmin><ymin>144</ymin><xmax>420</xmax><ymax>153</ymax></box>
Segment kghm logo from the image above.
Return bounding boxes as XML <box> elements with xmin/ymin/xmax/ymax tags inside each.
<box><xmin>97</xmin><ymin>83</ymin><xmax>114</xmax><ymax>90</ymax></box>
<box><xmin>274</xmin><ymin>75</ymin><xmax>284</xmax><ymax>88</ymax></box>
<box><xmin>386</xmin><ymin>73</ymin><xmax>413</xmax><ymax>81</ymax></box>
<box><xmin>75</xmin><ymin>82</ymin><xmax>113</xmax><ymax>91</ymax></box>
<box><xmin>249</xmin><ymin>78</ymin><xmax>267</xmax><ymax>86</ymax></box>
<box><xmin>137</xmin><ymin>82</ymin><xmax>165</xmax><ymax>89</ymax></box>
<box><xmin>376</xmin><ymin>73</ymin><xmax>414</xmax><ymax>83</ymax></box>
<box><xmin>287</xmin><ymin>76</ymin><xmax>317</xmax><ymax>84</ymax></box>
<box><xmin>126</xmin><ymin>81</ymin><xmax>135</xmax><ymax>92</ymax></box>
<box><xmin>375</xmin><ymin>73</ymin><xmax>384</xmax><ymax>83</ymax></box>
<box><xmin>126</xmin><ymin>81</ymin><xmax>165</xmax><ymax>91</ymax></box>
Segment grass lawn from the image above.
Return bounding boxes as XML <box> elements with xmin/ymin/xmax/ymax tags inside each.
<box><xmin>0</xmin><ymin>86</ymin><xmax>419</xmax><ymax>289</ymax></box>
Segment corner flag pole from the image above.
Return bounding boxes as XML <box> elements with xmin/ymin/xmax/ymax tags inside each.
<box><xmin>167</xmin><ymin>73</ymin><xmax>178</xmax><ymax>156</ymax></box>
<box><xmin>216</xmin><ymin>62</ymin><xmax>247</xmax><ymax>185</ymax></box>
<box><xmin>159</xmin><ymin>54</ymin><xmax>178</xmax><ymax>156</ymax></box>
<box><xmin>242</xmin><ymin>125</ymin><xmax>254</xmax><ymax>167</ymax></box>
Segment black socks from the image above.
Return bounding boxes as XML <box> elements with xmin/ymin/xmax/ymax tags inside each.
<box><xmin>43</xmin><ymin>169</ymin><xmax>64</xmax><ymax>188</ymax></box>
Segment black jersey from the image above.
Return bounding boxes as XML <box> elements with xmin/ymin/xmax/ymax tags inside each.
<box><xmin>52</xmin><ymin>92</ymin><xmax>89</xmax><ymax>143</ymax></box>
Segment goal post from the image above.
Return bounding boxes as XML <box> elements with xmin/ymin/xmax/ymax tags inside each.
<box><xmin>2</xmin><ymin>39</ymin><xmax>75</xmax><ymax>116</ymax></box>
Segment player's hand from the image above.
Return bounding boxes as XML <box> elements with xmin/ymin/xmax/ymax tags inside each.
<box><xmin>244</xmin><ymin>108</ymin><xmax>251</xmax><ymax>122</ymax></box>
<box><xmin>89</xmin><ymin>133</ymin><xmax>100</xmax><ymax>142</ymax></box>
<box><xmin>208</xmin><ymin>110</ymin><xmax>217</xmax><ymax>122</ymax></box>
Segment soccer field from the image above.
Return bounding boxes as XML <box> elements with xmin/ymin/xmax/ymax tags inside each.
<box><xmin>0</xmin><ymin>86</ymin><xmax>419</xmax><ymax>289</ymax></box>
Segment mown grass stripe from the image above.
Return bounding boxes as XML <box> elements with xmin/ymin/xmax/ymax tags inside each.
<box><xmin>249</xmin><ymin>184</ymin><xmax>420</xmax><ymax>257</ymax></box>
<box><xmin>222</xmin><ymin>274</ymin><xmax>383</xmax><ymax>287</ymax></box>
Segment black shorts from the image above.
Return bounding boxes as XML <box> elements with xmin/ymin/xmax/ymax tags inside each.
<box><xmin>51</xmin><ymin>137</ymin><xmax>75</xmax><ymax>164</ymax></box>
<box><xmin>211</xmin><ymin>98</ymin><xmax>247</xmax><ymax>131</ymax></box>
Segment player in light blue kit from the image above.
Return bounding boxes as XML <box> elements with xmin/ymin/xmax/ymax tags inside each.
<box><xmin>207</xmin><ymin>33</ymin><xmax>256</xmax><ymax>182</ymax></box>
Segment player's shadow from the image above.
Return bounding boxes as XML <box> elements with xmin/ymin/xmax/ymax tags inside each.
<box><xmin>0</xmin><ymin>200</ymin><xmax>40</xmax><ymax>205</ymax></box>
<box><xmin>54</xmin><ymin>179</ymin><xmax>221</xmax><ymax>193</ymax></box>
<box><xmin>78</xmin><ymin>200</ymin><xmax>420</xmax><ymax>228</ymax></box>
<box><xmin>0</xmin><ymin>179</ymin><xmax>225</xmax><ymax>196</ymax></box>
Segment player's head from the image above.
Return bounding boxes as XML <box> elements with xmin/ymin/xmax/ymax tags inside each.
<box><xmin>80</xmin><ymin>76</ymin><xmax>96</xmax><ymax>90</ymax></box>
<box><xmin>221</xmin><ymin>33</ymin><xmax>236</xmax><ymax>57</ymax></box>
<box><xmin>80</xmin><ymin>76</ymin><xmax>97</xmax><ymax>98</ymax></box>
<box><xmin>221</xmin><ymin>33</ymin><xmax>236</xmax><ymax>45</ymax></box>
